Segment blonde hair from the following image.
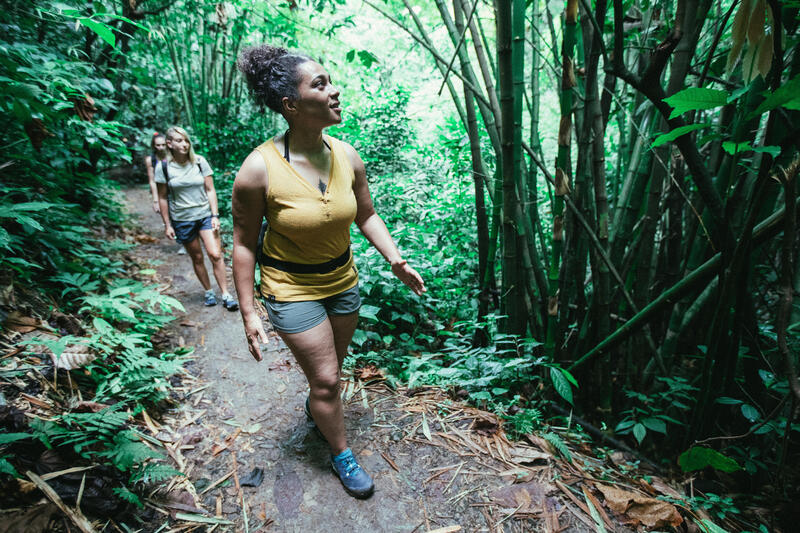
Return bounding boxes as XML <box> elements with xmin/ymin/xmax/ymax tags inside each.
<box><xmin>165</xmin><ymin>126</ymin><xmax>197</xmax><ymax>164</ymax></box>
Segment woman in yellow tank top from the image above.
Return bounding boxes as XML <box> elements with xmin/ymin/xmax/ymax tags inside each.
<box><xmin>232</xmin><ymin>45</ymin><xmax>425</xmax><ymax>499</ymax></box>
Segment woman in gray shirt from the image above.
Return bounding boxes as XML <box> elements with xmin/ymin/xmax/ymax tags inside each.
<box><xmin>155</xmin><ymin>126</ymin><xmax>238</xmax><ymax>310</ymax></box>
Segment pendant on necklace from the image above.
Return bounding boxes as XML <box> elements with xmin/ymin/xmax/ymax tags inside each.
<box><xmin>318</xmin><ymin>181</ymin><xmax>327</xmax><ymax>194</ymax></box>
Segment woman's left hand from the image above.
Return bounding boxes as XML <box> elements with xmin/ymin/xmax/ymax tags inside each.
<box><xmin>391</xmin><ymin>260</ymin><xmax>426</xmax><ymax>296</ymax></box>
<box><xmin>211</xmin><ymin>216</ymin><xmax>220</xmax><ymax>231</ymax></box>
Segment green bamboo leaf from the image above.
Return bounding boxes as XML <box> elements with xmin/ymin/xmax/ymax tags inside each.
<box><xmin>697</xmin><ymin>519</ymin><xmax>731</xmax><ymax>533</ymax></box>
<box><xmin>550</xmin><ymin>367</ymin><xmax>573</xmax><ymax>405</ymax></box>
<box><xmin>663</xmin><ymin>88</ymin><xmax>728</xmax><ymax>119</ymax></box>
<box><xmin>78</xmin><ymin>18</ymin><xmax>115</xmax><ymax>48</ymax></box>
<box><xmin>421</xmin><ymin>412</ymin><xmax>432</xmax><ymax>441</ymax></box>
<box><xmin>651</xmin><ymin>123</ymin><xmax>710</xmax><ymax>148</ymax></box>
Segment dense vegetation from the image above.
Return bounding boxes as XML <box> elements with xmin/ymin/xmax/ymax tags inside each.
<box><xmin>1</xmin><ymin>0</ymin><xmax>799</xmax><ymax>529</ymax></box>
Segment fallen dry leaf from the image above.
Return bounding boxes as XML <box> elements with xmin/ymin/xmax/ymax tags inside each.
<box><xmin>355</xmin><ymin>364</ymin><xmax>385</xmax><ymax>381</ymax></box>
<box><xmin>490</xmin><ymin>481</ymin><xmax>556</xmax><ymax>513</ymax></box>
<box><xmin>134</xmin><ymin>234</ymin><xmax>159</xmax><ymax>244</ymax></box>
<box><xmin>596</xmin><ymin>483</ymin><xmax>683</xmax><ymax>528</ymax></box>
<box><xmin>508</xmin><ymin>445</ymin><xmax>551</xmax><ymax>465</ymax></box>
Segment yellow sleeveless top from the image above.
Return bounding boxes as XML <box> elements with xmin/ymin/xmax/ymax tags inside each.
<box><xmin>256</xmin><ymin>136</ymin><xmax>358</xmax><ymax>301</ymax></box>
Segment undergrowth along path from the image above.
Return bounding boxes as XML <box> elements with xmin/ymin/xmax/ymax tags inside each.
<box><xmin>126</xmin><ymin>185</ymin><xmax>636</xmax><ymax>532</ymax></box>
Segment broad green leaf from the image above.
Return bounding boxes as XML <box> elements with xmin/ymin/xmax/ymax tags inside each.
<box><xmin>678</xmin><ymin>446</ymin><xmax>741</xmax><ymax>473</ymax></box>
<box><xmin>651</xmin><ymin>124</ymin><xmax>710</xmax><ymax>148</ymax></box>
<box><xmin>0</xmin><ymin>458</ymin><xmax>20</xmax><ymax>477</ymax></box>
<box><xmin>722</xmin><ymin>141</ymin><xmax>753</xmax><ymax>155</ymax></box>
<box><xmin>550</xmin><ymin>367</ymin><xmax>573</xmax><ymax>405</ymax></box>
<box><xmin>753</xmin><ymin>145</ymin><xmax>781</xmax><ymax>158</ymax></box>
<box><xmin>615</xmin><ymin>419</ymin><xmax>636</xmax><ymax>431</ymax></box>
<box><xmin>357</xmin><ymin>50</ymin><xmax>379</xmax><ymax>68</ymax></box>
<box><xmin>663</xmin><ymin>88</ymin><xmax>728</xmax><ymax>119</ymax></box>
<box><xmin>642</xmin><ymin>417</ymin><xmax>667</xmax><ymax>434</ymax></box>
<box><xmin>632</xmin><ymin>423</ymin><xmax>646</xmax><ymax>443</ymax></box>
<box><xmin>78</xmin><ymin>18</ymin><xmax>115</xmax><ymax>48</ymax></box>
<box><xmin>722</xmin><ymin>141</ymin><xmax>780</xmax><ymax>158</ymax></box>
<box><xmin>748</xmin><ymin>74</ymin><xmax>800</xmax><ymax>119</ymax></box>
<box><xmin>741</xmin><ymin>403</ymin><xmax>760</xmax><ymax>422</ymax></box>
<box><xmin>359</xmin><ymin>304</ymin><xmax>380</xmax><ymax>322</ymax></box>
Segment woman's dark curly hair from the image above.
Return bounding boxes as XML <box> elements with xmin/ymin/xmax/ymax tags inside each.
<box><xmin>237</xmin><ymin>45</ymin><xmax>312</xmax><ymax>114</ymax></box>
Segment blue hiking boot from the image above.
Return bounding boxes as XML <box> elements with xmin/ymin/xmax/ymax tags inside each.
<box><xmin>221</xmin><ymin>293</ymin><xmax>239</xmax><ymax>311</ymax></box>
<box><xmin>331</xmin><ymin>448</ymin><xmax>374</xmax><ymax>499</ymax></box>
<box><xmin>204</xmin><ymin>290</ymin><xmax>217</xmax><ymax>307</ymax></box>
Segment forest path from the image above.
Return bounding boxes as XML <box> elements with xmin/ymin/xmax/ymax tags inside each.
<box><xmin>124</xmin><ymin>186</ymin><xmax>589</xmax><ymax>533</ymax></box>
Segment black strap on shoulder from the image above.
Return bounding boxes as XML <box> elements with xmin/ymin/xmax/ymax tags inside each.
<box><xmin>151</xmin><ymin>153</ymin><xmax>157</xmax><ymax>169</ymax></box>
<box><xmin>283</xmin><ymin>130</ymin><xmax>331</xmax><ymax>163</ymax></box>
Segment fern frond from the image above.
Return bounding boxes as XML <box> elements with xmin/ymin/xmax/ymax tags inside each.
<box><xmin>112</xmin><ymin>486</ymin><xmax>143</xmax><ymax>508</ymax></box>
<box><xmin>543</xmin><ymin>431</ymin><xmax>572</xmax><ymax>462</ymax></box>
<box><xmin>130</xmin><ymin>463</ymin><xmax>183</xmax><ymax>485</ymax></box>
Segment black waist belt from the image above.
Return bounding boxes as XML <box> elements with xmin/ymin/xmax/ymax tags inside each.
<box><xmin>262</xmin><ymin>247</ymin><xmax>351</xmax><ymax>274</ymax></box>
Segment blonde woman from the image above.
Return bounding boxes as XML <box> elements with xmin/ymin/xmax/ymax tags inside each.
<box><xmin>155</xmin><ymin>126</ymin><xmax>238</xmax><ymax>310</ymax></box>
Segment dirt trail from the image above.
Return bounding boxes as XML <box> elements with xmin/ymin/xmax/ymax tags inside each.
<box><xmin>124</xmin><ymin>186</ymin><xmax>593</xmax><ymax>533</ymax></box>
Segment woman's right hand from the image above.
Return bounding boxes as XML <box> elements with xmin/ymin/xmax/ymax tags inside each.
<box><xmin>243</xmin><ymin>312</ymin><xmax>269</xmax><ymax>362</ymax></box>
<box><xmin>165</xmin><ymin>225</ymin><xmax>176</xmax><ymax>240</ymax></box>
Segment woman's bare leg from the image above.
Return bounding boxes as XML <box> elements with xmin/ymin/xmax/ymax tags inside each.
<box><xmin>198</xmin><ymin>228</ymin><xmax>228</xmax><ymax>294</ymax></box>
<box><xmin>184</xmin><ymin>237</ymin><xmax>211</xmax><ymax>290</ymax></box>
<box><xmin>278</xmin><ymin>318</ymin><xmax>347</xmax><ymax>454</ymax></box>
<box><xmin>328</xmin><ymin>312</ymin><xmax>359</xmax><ymax>369</ymax></box>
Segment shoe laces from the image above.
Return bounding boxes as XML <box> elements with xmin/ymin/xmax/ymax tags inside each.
<box><xmin>338</xmin><ymin>454</ymin><xmax>361</xmax><ymax>477</ymax></box>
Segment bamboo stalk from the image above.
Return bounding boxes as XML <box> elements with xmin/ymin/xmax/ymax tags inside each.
<box><xmin>568</xmin><ymin>195</ymin><xmax>800</xmax><ymax>371</ymax></box>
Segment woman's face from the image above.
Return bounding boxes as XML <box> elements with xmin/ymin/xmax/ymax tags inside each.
<box><xmin>167</xmin><ymin>133</ymin><xmax>190</xmax><ymax>155</ymax></box>
<box><xmin>288</xmin><ymin>61</ymin><xmax>341</xmax><ymax>126</ymax></box>
<box><xmin>154</xmin><ymin>137</ymin><xmax>167</xmax><ymax>152</ymax></box>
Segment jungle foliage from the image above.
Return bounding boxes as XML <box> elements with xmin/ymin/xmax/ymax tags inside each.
<box><xmin>1</xmin><ymin>0</ymin><xmax>800</xmax><ymax>528</ymax></box>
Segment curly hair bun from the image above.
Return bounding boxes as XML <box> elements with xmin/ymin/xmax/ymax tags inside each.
<box><xmin>237</xmin><ymin>44</ymin><xmax>310</xmax><ymax>114</ymax></box>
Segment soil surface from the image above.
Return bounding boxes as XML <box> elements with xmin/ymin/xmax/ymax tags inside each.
<box><xmin>124</xmin><ymin>186</ymin><xmax>595</xmax><ymax>533</ymax></box>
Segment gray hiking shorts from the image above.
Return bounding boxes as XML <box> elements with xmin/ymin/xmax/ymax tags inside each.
<box><xmin>263</xmin><ymin>284</ymin><xmax>361</xmax><ymax>334</ymax></box>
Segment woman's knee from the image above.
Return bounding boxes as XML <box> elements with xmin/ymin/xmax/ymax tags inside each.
<box><xmin>206</xmin><ymin>249</ymin><xmax>222</xmax><ymax>263</ymax></box>
<box><xmin>310</xmin><ymin>372</ymin><xmax>341</xmax><ymax>399</ymax></box>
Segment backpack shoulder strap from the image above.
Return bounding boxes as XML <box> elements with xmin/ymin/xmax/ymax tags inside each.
<box><xmin>161</xmin><ymin>161</ymin><xmax>170</xmax><ymax>183</ymax></box>
<box><xmin>150</xmin><ymin>153</ymin><xmax>157</xmax><ymax>169</ymax></box>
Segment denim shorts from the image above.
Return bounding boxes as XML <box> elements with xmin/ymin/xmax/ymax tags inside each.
<box><xmin>172</xmin><ymin>215</ymin><xmax>213</xmax><ymax>244</ymax></box>
<box><xmin>264</xmin><ymin>284</ymin><xmax>361</xmax><ymax>334</ymax></box>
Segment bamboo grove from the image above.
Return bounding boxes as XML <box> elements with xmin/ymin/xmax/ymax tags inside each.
<box><xmin>368</xmin><ymin>0</ymin><xmax>800</xmax><ymax>458</ymax></box>
<box><xmin>4</xmin><ymin>0</ymin><xmax>800</xmax><ymax>503</ymax></box>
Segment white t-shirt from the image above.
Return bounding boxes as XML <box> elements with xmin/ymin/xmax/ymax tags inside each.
<box><xmin>154</xmin><ymin>156</ymin><xmax>214</xmax><ymax>222</ymax></box>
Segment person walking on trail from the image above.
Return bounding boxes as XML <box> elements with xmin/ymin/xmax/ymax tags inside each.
<box><xmin>147</xmin><ymin>132</ymin><xmax>188</xmax><ymax>255</ymax></box>
<box><xmin>145</xmin><ymin>132</ymin><xmax>168</xmax><ymax>214</ymax></box>
<box><xmin>232</xmin><ymin>45</ymin><xmax>426</xmax><ymax>499</ymax></box>
<box><xmin>155</xmin><ymin>126</ymin><xmax>239</xmax><ymax>311</ymax></box>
